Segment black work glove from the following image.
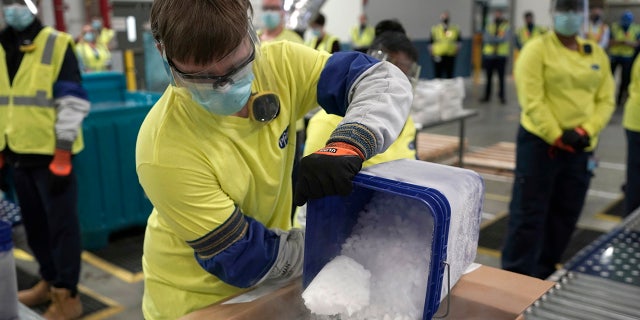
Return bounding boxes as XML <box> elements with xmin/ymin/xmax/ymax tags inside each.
<box><xmin>293</xmin><ymin>142</ymin><xmax>364</xmax><ymax>206</ymax></box>
<box><xmin>560</xmin><ymin>127</ymin><xmax>590</xmax><ymax>151</ymax></box>
<box><xmin>48</xmin><ymin>149</ymin><xmax>72</xmax><ymax>195</ymax></box>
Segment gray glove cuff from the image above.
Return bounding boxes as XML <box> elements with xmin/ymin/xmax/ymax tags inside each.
<box><xmin>257</xmin><ymin>228</ymin><xmax>305</xmax><ymax>285</ymax></box>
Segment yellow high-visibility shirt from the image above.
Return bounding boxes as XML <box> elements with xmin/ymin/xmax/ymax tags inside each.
<box><xmin>515</xmin><ymin>32</ymin><xmax>615</xmax><ymax>149</ymax></box>
<box><xmin>257</xmin><ymin>28</ymin><xmax>303</xmax><ymax>44</ymax></box>
<box><xmin>304</xmin><ymin>109</ymin><xmax>417</xmax><ymax>167</ymax></box>
<box><xmin>350</xmin><ymin>25</ymin><xmax>375</xmax><ymax>48</ymax></box>
<box><xmin>431</xmin><ymin>24</ymin><xmax>461</xmax><ymax>57</ymax></box>
<box><xmin>624</xmin><ymin>55</ymin><xmax>640</xmax><ymax>132</ymax></box>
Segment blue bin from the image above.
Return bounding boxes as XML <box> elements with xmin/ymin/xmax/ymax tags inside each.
<box><xmin>303</xmin><ymin>159</ymin><xmax>483</xmax><ymax>320</ymax></box>
<box><xmin>81</xmin><ymin>72</ymin><xmax>128</xmax><ymax>104</ymax></box>
<box><xmin>75</xmin><ymin>75</ymin><xmax>163</xmax><ymax>249</ymax></box>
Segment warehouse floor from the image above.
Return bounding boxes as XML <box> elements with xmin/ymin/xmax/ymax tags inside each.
<box><xmin>13</xmin><ymin>77</ymin><xmax>628</xmax><ymax>319</ymax></box>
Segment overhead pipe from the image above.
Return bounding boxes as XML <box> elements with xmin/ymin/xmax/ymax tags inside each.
<box><xmin>284</xmin><ymin>0</ymin><xmax>327</xmax><ymax>34</ymax></box>
<box><xmin>53</xmin><ymin>0</ymin><xmax>66</xmax><ymax>32</ymax></box>
<box><xmin>99</xmin><ymin>0</ymin><xmax>111</xmax><ymax>28</ymax></box>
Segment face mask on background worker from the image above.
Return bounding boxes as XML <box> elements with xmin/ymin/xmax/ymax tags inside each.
<box><xmin>261</xmin><ymin>11</ymin><xmax>281</xmax><ymax>30</ymax></box>
<box><xmin>2</xmin><ymin>0</ymin><xmax>38</xmax><ymax>31</ymax></box>
<box><xmin>551</xmin><ymin>0</ymin><xmax>586</xmax><ymax>37</ymax></box>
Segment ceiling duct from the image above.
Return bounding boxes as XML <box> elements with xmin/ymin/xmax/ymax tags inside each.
<box><xmin>284</xmin><ymin>0</ymin><xmax>327</xmax><ymax>33</ymax></box>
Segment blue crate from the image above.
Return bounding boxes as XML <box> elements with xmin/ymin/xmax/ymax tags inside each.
<box><xmin>82</xmin><ymin>72</ymin><xmax>127</xmax><ymax>104</ymax></box>
<box><xmin>303</xmin><ymin>172</ymin><xmax>451</xmax><ymax>320</ymax></box>
<box><xmin>74</xmin><ymin>91</ymin><xmax>161</xmax><ymax>250</ymax></box>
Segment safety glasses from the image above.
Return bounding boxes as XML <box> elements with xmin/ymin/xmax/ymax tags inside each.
<box><xmin>166</xmin><ymin>45</ymin><xmax>256</xmax><ymax>89</ymax></box>
<box><xmin>368</xmin><ymin>49</ymin><xmax>421</xmax><ymax>86</ymax></box>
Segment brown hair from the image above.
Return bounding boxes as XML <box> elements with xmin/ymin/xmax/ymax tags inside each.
<box><xmin>151</xmin><ymin>0</ymin><xmax>253</xmax><ymax>65</ymax></box>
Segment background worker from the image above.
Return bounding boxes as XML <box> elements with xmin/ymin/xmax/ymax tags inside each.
<box><xmin>137</xmin><ymin>0</ymin><xmax>412</xmax><ymax>318</ymax></box>
<box><xmin>587</xmin><ymin>5</ymin><xmax>609</xmax><ymax>49</ymax></box>
<box><xmin>502</xmin><ymin>0</ymin><xmax>615</xmax><ymax>279</ymax></box>
<box><xmin>609</xmin><ymin>10</ymin><xmax>640</xmax><ymax>107</ymax></box>
<box><xmin>350</xmin><ymin>14</ymin><xmax>375</xmax><ymax>53</ymax></box>
<box><xmin>257</xmin><ymin>0</ymin><xmax>303</xmax><ymax>44</ymax></box>
<box><xmin>305</xmin><ymin>23</ymin><xmax>419</xmax><ymax>168</ymax></box>
<box><xmin>306</xmin><ymin>12</ymin><xmax>341</xmax><ymax>53</ymax></box>
<box><xmin>623</xmin><ymin>55</ymin><xmax>640</xmax><ymax>216</ymax></box>
<box><xmin>429</xmin><ymin>10</ymin><xmax>461</xmax><ymax>79</ymax></box>
<box><xmin>515</xmin><ymin>11</ymin><xmax>546</xmax><ymax>51</ymax></box>
<box><xmin>76</xmin><ymin>24</ymin><xmax>112</xmax><ymax>73</ymax></box>
<box><xmin>0</xmin><ymin>0</ymin><xmax>90</xmax><ymax>318</ymax></box>
<box><xmin>480</xmin><ymin>9</ymin><xmax>510</xmax><ymax>105</ymax></box>
<box><xmin>90</xmin><ymin>16</ymin><xmax>115</xmax><ymax>50</ymax></box>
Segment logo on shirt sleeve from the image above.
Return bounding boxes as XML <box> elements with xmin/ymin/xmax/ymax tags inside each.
<box><xmin>591</xmin><ymin>64</ymin><xmax>600</xmax><ymax>71</ymax></box>
<box><xmin>278</xmin><ymin>128</ymin><xmax>289</xmax><ymax>149</ymax></box>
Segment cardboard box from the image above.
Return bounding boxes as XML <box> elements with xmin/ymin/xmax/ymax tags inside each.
<box><xmin>180</xmin><ymin>265</ymin><xmax>554</xmax><ymax>320</ymax></box>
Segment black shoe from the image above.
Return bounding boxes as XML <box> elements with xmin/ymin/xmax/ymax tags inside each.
<box><xmin>500</xmin><ymin>98</ymin><xmax>507</xmax><ymax>105</ymax></box>
<box><xmin>479</xmin><ymin>98</ymin><xmax>490</xmax><ymax>103</ymax></box>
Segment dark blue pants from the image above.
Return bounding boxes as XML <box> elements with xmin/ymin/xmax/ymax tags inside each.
<box><xmin>13</xmin><ymin>166</ymin><xmax>81</xmax><ymax>293</ymax></box>
<box><xmin>626</xmin><ymin>129</ymin><xmax>640</xmax><ymax>216</ymax></box>
<box><xmin>482</xmin><ymin>56</ymin><xmax>507</xmax><ymax>102</ymax></box>
<box><xmin>433</xmin><ymin>55</ymin><xmax>456</xmax><ymax>79</ymax></box>
<box><xmin>611</xmin><ymin>56</ymin><xmax>634</xmax><ymax>106</ymax></box>
<box><xmin>501</xmin><ymin>127</ymin><xmax>592</xmax><ymax>279</ymax></box>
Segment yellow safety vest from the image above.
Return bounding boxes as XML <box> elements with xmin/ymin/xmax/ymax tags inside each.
<box><xmin>350</xmin><ymin>25</ymin><xmax>375</xmax><ymax>48</ymax></box>
<box><xmin>517</xmin><ymin>25</ymin><xmax>545</xmax><ymax>48</ymax></box>
<box><xmin>97</xmin><ymin>28</ymin><xmax>114</xmax><ymax>48</ymax></box>
<box><xmin>610</xmin><ymin>23</ymin><xmax>639</xmax><ymax>57</ymax></box>
<box><xmin>0</xmin><ymin>27</ymin><xmax>83</xmax><ymax>154</ymax></box>
<box><xmin>76</xmin><ymin>42</ymin><xmax>111</xmax><ymax>72</ymax></box>
<box><xmin>483</xmin><ymin>23</ymin><xmax>510</xmax><ymax>56</ymax></box>
<box><xmin>431</xmin><ymin>24</ymin><xmax>460</xmax><ymax>57</ymax></box>
<box><xmin>306</xmin><ymin>34</ymin><xmax>340</xmax><ymax>53</ymax></box>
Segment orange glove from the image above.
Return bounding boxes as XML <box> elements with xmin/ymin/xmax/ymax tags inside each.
<box><xmin>48</xmin><ymin>149</ymin><xmax>72</xmax><ymax>194</ymax></box>
<box><xmin>553</xmin><ymin>137</ymin><xmax>576</xmax><ymax>153</ymax></box>
<box><xmin>0</xmin><ymin>152</ymin><xmax>4</xmax><ymax>169</ymax></box>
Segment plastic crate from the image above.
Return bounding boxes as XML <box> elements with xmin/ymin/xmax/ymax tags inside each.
<box><xmin>82</xmin><ymin>72</ymin><xmax>127</xmax><ymax>104</ymax></box>
<box><xmin>303</xmin><ymin>159</ymin><xmax>483</xmax><ymax>320</ymax></box>
<box><xmin>74</xmin><ymin>91</ymin><xmax>161</xmax><ymax>250</ymax></box>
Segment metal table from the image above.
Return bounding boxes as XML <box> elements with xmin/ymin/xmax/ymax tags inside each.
<box><xmin>416</xmin><ymin>109</ymin><xmax>479</xmax><ymax>167</ymax></box>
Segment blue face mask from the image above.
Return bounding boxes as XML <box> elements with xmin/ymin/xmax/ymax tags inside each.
<box><xmin>83</xmin><ymin>32</ymin><xmax>95</xmax><ymax>43</ymax></box>
<box><xmin>190</xmin><ymin>72</ymin><xmax>255</xmax><ymax>116</ymax></box>
<box><xmin>311</xmin><ymin>28</ymin><xmax>322</xmax><ymax>37</ymax></box>
<box><xmin>92</xmin><ymin>20</ymin><xmax>102</xmax><ymax>30</ymax></box>
<box><xmin>3</xmin><ymin>5</ymin><xmax>35</xmax><ymax>31</ymax></box>
<box><xmin>554</xmin><ymin>12</ymin><xmax>583</xmax><ymax>36</ymax></box>
<box><xmin>261</xmin><ymin>11</ymin><xmax>281</xmax><ymax>30</ymax></box>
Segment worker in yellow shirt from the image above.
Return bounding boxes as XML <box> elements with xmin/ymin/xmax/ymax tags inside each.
<box><xmin>137</xmin><ymin>0</ymin><xmax>413</xmax><ymax>318</ymax></box>
<box><xmin>257</xmin><ymin>0</ymin><xmax>303</xmax><ymax>44</ymax></box>
<box><xmin>515</xmin><ymin>11</ymin><xmax>546</xmax><ymax>51</ymax></box>
<box><xmin>623</xmin><ymin>55</ymin><xmax>640</xmax><ymax>216</ymax></box>
<box><xmin>306</xmin><ymin>13</ymin><xmax>340</xmax><ymax>53</ymax></box>
<box><xmin>502</xmin><ymin>0</ymin><xmax>615</xmax><ymax>280</ymax></box>
<box><xmin>429</xmin><ymin>11</ymin><xmax>461</xmax><ymax>79</ymax></box>
<box><xmin>609</xmin><ymin>11</ymin><xmax>640</xmax><ymax>107</ymax></box>
<box><xmin>349</xmin><ymin>14</ymin><xmax>375</xmax><ymax>53</ymax></box>
<box><xmin>305</xmin><ymin>25</ymin><xmax>420</xmax><ymax>168</ymax></box>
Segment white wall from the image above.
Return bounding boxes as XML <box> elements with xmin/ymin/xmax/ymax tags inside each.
<box><xmin>514</xmin><ymin>0</ymin><xmax>552</xmax><ymax>30</ymax></box>
<box><xmin>323</xmin><ymin>0</ymin><xmax>474</xmax><ymax>42</ymax></box>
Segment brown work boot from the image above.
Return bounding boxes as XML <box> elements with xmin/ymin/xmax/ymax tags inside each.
<box><xmin>43</xmin><ymin>287</ymin><xmax>83</xmax><ymax>320</ymax></box>
<box><xmin>18</xmin><ymin>280</ymin><xmax>51</xmax><ymax>307</ymax></box>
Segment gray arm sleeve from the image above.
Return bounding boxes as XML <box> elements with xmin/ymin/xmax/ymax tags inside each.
<box><xmin>54</xmin><ymin>96</ymin><xmax>90</xmax><ymax>150</ymax></box>
<box><xmin>334</xmin><ymin>61</ymin><xmax>413</xmax><ymax>157</ymax></box>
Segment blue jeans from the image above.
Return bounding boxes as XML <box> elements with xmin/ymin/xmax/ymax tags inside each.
<box><xmin>501</xmin><ymin>127</ymin><xmax>592</xmax><ymax>279</ymax></box>
<box><xmin>626</xmin><ymin>129</ymin><xmax>640</xmax><ymax>216</ymax></box>
<box><xmin>13</xmin><ymin>166</ymin><xmax>81</xmax><ymax>294</ymax></box>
